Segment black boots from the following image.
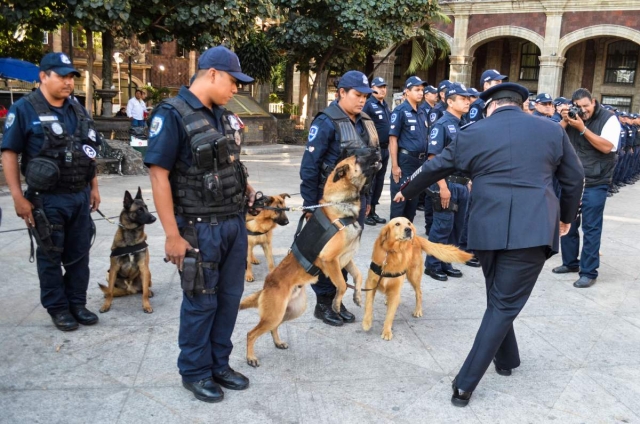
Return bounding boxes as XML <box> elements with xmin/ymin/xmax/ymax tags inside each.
<box><xmin>314</xmin><ymin>295</ymin><xmax>355</xmax><ymax>326</ymax></box>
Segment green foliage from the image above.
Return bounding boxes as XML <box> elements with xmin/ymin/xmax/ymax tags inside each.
<box><xmin>145</xmin><ymin>85</ymin><xmax>170</xmax><ymax>105</ymax></box>
<box><xmin>269</xmin><ymin>92</ymin><xmax>281</xmax><ymax>103</ymax></box>
<box><xmin>235</xmin><ymin>30</ymin><xmax>278</xmax><ymax>84</ymax></box>
<box><xmin>0</xmin><ymin>17</ymin><xmax>47</xmax><ymax>63</ymax></box>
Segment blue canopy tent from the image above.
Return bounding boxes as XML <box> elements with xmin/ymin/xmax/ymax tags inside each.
<box><xmin>0</xmin><ymin>58</ymin><xmax>40</xmax><ymax>103</ymax></box>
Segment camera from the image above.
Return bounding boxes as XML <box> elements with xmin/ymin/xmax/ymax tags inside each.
<box><xmin>568</xmin><ymin>106</ymin><xmax>582</xmax><ymax>120</ymax></box>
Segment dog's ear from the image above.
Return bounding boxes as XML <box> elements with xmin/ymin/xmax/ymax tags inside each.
<box><xmin>123</xmin><ymin>190</ymin><xmax>134</xmax><ymax>210</ymax></box>
<box><xmin>135</xmin><ymin>186</ymin><xmax>143</xmax><ymax>200</ymax></box>
<box><xmin>332</xmin><ymin>164</ymin><xmax>350</xmax><ymax>183</ymax></box>
<box><xmin>379</xmin><ymin>224</ymin><xmax>390</xmax><ymax>247</ymax></box>
<box><xmin>279</xmin><ymin>193</ymin><xmax>291</xmax><ymax>199</ymax></box>
<box><xmin>265</xmin><ymin>196</ymin><xmax>274</xmax><ymax>205</ymax></box>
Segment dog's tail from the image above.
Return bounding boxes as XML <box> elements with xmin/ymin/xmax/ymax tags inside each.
<box><xmin>240</xmin><ymin>290</ymin><xmax>262</xmax><ymax>310</ymax></box>
<box><xmin>98</xmin><ymin>283</ymin><xmax>132</xmax><ymax>298</ymax></box>
<box><xmin>417</xmin><ymin>237</ymin><xmax>474</xmax><ymax>264</ymax></box>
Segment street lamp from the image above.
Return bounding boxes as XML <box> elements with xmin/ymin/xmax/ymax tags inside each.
<box><xmin>158</xmin><ymin>64</ymin><xmax>165</xmax><ymax>88</ymax></box>
<box><xmin>113</xmin><ymin>52</ymin><xmax>123</xmax><ymax>108</ymax></box>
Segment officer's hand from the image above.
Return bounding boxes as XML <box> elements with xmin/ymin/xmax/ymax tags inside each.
<box><xmin>245</xmin><ymin>184</ymin><xmax>257</xmax><ymax>208</ymax></box>
<box><xmin>15</xmin><ymin>196</ymin><xmax>35</xmax><ymax>228</ymax></box>
<box><xmin>304</xmin><ymin>211</ymin><xmax>313</xmax><ymax>221</ymax></box>
<box><xmin>392</xmin><ymin>165</ymin><xmax>401</xmax><ymax>183</ymax></box>
<box><xmin>365</xmin><ymin>204</ymin><xmax>371</xmax><ymax>217</ymax></box>
<box><xmin>165</xmin><ymin>235</ymin><xmax>195</xmax><ymax>271</ymax></box>
<box><xmin>440</xmin><ymin>187</ymin><xmax>451</xmax><ymax>209</ymax></box>
<box><xmin>393</xmin><ymin>192</ymin><xmax>405</xmax><ymax>203</ymax></box>
<box><xmin>559</xmin><ymin>221</ymin><xmax>571</xmax><ymax>237</ymax></box>
<box><xmin>90</xmin><ymin>187</ymin><xmax>101</xmax><ymax>212</ymax></box>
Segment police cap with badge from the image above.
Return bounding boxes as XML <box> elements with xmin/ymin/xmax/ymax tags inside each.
<box><xmin>479</xmin><ymin>69</ymin><xmax>507</xmax><ymax>88</ymax></box>
<box><xmin>405</xmin><ymin>76</ymin><xmax>425</xmax><ymax>89</ymax></box>
<box><xmin>424</xmin><ymin>85</ymin><xmax>438</xmax><ymax>94</ymax></box>
<box><xmin>40</xmin><ymin>52</ymin><xmax>81</xmax><ymax>78</ymax></box>
<box><xmin>479</xmin><ymin>82</ymin><xmax>529</xmax><ymax>108</ymax></box>
<box><xmin>445</xmin><ymin>82</ymin><xmax>472</xmax><ymax>99</ymax></box>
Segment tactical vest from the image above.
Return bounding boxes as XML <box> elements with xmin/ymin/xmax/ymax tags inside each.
<box><xmin>24</xmin><ymin>92</ymin><xmax>99</xmax><ymax>193</ymax></box>
<box><xmin>163</xmin><ymin>97</ymin><xmax>247</xmax><ymax>218</ymax></box>
<box><xmin>567</xmin><ymin>102</ymin><xmax>617</xmax><ymax>187</ymax></box>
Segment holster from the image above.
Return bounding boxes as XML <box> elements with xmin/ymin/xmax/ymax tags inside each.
<box><xmin>26</xmin><ymin>193</ymin><xmax>63</xmax><ymax>254</ymax></box>
<box><xmin>426</xmin><ymin>189</ymin><xmax>458</xmax><ymax>213</ymax></box>
<box><xmin>179</xmin><ymin>223</ymin><xmax>218</xmax><ymax>297</ymax></box>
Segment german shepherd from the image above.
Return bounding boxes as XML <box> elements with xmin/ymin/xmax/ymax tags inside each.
<box><xmin>99</xmin><ymin>187</ymin><xmax>157</xmax><ymax>313</ymax></box>
<box><xmin>245</xmin><ymin>193</ymin><xmax>290</xmax><ymax>282</ymax></box>
<box><xmin>362</xmin><ymin>218</ymin><xmax>473</xmax><ymax>340</ymax></box>
<box><xmin>240</xmin><ymin>153</ymin><xmax>381</xmax><ymax>367</ymax></box>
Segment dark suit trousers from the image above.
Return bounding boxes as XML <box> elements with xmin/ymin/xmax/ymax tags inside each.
<box><xmin>455</xmin><ymin>246</ymin><xmax>547</xmax><ymax>393</ymax></box>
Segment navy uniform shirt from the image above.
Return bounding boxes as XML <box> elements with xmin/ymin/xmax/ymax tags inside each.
<box><xmin>550</xmin><ymin>112</ymin><xmax>562</xmax><ymax>123</ymax></box>
<box><xmin>362</xmin><ymin>96</ymin><xmax>391</xmax><ymax>147</ymax></box>
<box><xmin>299</xmin><ymin>107</ymin><xmax>368</xmax><ymax>207</ymax></box>
<box><xmin>618</xmin><ymin>122</ymin><xmax>628</xmax><ymax>150</ymax></box>
<box><xmin>419</xmin><ymin>102</ymin><xmax>432</xmax><ymax>119</ymax></box>
<box><xmin>632</xmin><ymin>124</ymin><xmax>638</xmax><ymax>147</ymax></box>
<box><xmin>428</xmin><ymin>110</ymin><xmax>462</xmax><ymax>156</ymax></box>
<box><xmin>428</xmin><ymin>101</ymin><xmax>447</xmax><ymax>127</ymax></box>
<box><xmin>144</xmin><ymin>86</ymin><xmax>226</xmax><ymax>171</ymax></box>
<box><xmin>462</xmin><ymin>98</ymin><xmax>485</xmax><ymax>125</ymax></box>
<box><xmin>2</xmin><ymin>89</ymin><xmax>83</xmax><ymax>166</ymax></box>
<box><xmin>389</xmin><ymin>100</ymin><xmax>428</xmax><ymax>153</ymax></box>
<box><xmin>626</xmin><ymin>123</ymin><xmax>636</xmax><ymax>147</ymax></box>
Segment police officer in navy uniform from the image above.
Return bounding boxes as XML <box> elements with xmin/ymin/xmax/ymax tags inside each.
<box><xmin>300</xmin><ymin>70</ymin><xmax>380</xmax><ymax>326</ymax></box>
<box><xmin>389</xmin><ymin>76</ymin><xmax>429</xmax><ymax>221</ymax></box>
<box><xmin>424</xmin><ymin>82</ymin><xmax>473</xmax><ymax>281</ymax></box>
<box><xmin>533</xmin><ymin>93</ymin><xmax>555</xmax><ymax>119</ymax></box>
<box><xmin>419</xmin><ymin>84</ymin><xmax>439</xmax><ymax>230</ymax></box>
<box><xmin>1</xmin><ymin>53</ymin><xmax>101</xmax><ymax>332</ymax></box>
<box><xmin>145</xmin><ymin>46</ymin><xmax>256</xmax><ymax>403</ymax></box>
<box><xmin>394</xmin><ymin>82</ymin><xmax>584</xmax><ymax>407</ymax></box>
<box><xmin>362</xmin><ymin>77</ymin><xmax>390</xmax><ymax>226</ymax></box>
<box><xmin>428</xmin><ymin>80</ymin><xmax>451</xmax><ymax>128</ymax></box>
<box><xmin>419</xmin><ymin>85</ymin><xmax>438</xmax><ymax>118</ymax></box>
<box><xmin>464</xmin><ymin>69</ymin><xmax>507</xmax><ymax>126</ymax></box>
<box><xmin>552</xmin><ymin>97</ymin><xmax>571</xmax><ymax>123</ymax></box>
<box><xmin>461</xmin><ymin>87</ymin><xmax>482</xmax><ymax>125</ymax></box>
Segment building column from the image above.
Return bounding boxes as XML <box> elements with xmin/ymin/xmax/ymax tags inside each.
<box><xmin>52</xmin><ymin>29</ymin><xmax>62</xmax><ymax>52</ymax></box>
<box><xmin>538</xmin><ymin>55</ymin><xmax>566</xmax><ymax>98</ymax></box>
<box><xmin>448</xmin><ymin>55</ymin><xmax>475</xmax><ymax>87</ymax></box>
<box><xmin>372</xmin><ymin>52</ymin><xmax>396</xmax><ymax>105</ymax></box>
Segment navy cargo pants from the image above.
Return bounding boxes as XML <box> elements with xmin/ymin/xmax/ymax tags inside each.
<box><xmin>176</xmin><ymin>214</ymin><xmax>247</xmax><ymax>382</ymax></box>
<box><xmin>30</xmin><ymin>188</ymin><xmax>92</xmax><ymax>314</ymax></box>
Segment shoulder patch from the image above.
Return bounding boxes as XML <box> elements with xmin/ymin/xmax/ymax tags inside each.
<box><xmin>469</xmin><ymin>108</ymin><xmax>478</xmax><ymax>119</ymax></box>
<box><xmin>149</xmin><ymin>116</ymin><xmax>164</xmax><ymax>137</ymax></box>
<box><xmin>430</xmin><ymin>128</ymin><xmax>439</xmax><ymax>139</ymax></box>
<box><xmin>5</xmin><ymin>113</ymin><xmax>15</xmax><ymax>129</ymax></box>
<box><xmin>390</xmin><ymin>113</ymin><xmax>397</xmax><ymax>123</ymax></box>
<box><xmin>308</xmin><ymin>125</ymin><xmax>319</xmax><ymax>142</ymax></box>
<box><xmin>429</xmin><ymin>112</ymin><xmax>437</xmax><ymax>122</ymax></box>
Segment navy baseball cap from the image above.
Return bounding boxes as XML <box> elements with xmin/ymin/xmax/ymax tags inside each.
<box><xmin>480</xmin><ymin>69</ymin><xmax>507</xmax><ymax>87</ymax></box>
<box><xmin>535</xmin><ymin>93</ymin><xmax>553</xmax><ymax>104</ymax></box>
<box><xmin>553</xmin><ymin>96</ymin><xmax>571</xmax><ymax>106</ymax></box>
<box><xmin>40</xmin><ymin>52</ymin><xmax>80</xmax><ymax>77</ymax></box>
<box><xmin>438</xmin><ymin>79</ymin><xmax>452</xmax><ymax>92</ymax></box>
<box><xmin>371</xmin><ymin>77</ymin><xmax>387</xmax><ymax>87</ymax></box>
<box><xmin>338</xmin><ymin>70</ymin><xmax>374</xmax><ymax>94</ymax></box>
<box><xmin>423</xmin><ymin>85</ymin><xmax>437</xmax><ymax>94</ymax></box>
<box><xmin>445</xmin><ymin>82</ymin><xmax>472</xmax><ymax>99</ymax></box>
<box><xmin>479</xmin><ymin>82</ymin><xmax>529</xmax><ymax>106</ymax></box>
<box><xmin>468</xmin><ymin>87</ymin><xmax>481</xmax><ymax>96</ymax></box>
<box><xmin>405</xmin><ymin>76</ymin><xmax>425</xmax><ymax>89</ymax></box>
<box><xmin>620</xmin><ymin>111</ymin><xmax>629</xmax><ymax>117</ymax></box>
<box><xmin>198</xmin><ymin>46</ymin><xmax>254</xmax><ymax>84</ymax></box>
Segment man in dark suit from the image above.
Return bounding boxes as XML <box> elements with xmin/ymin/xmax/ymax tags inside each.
<box><xmin>394</xmin><ymin>83</ymin><xmax>584</xmax><ymax>407</ymax></box>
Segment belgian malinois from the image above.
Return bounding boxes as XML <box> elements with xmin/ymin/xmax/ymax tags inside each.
<box><xmin>245</xmin><ymin>193</ymin><xmax>290</xmax><ymax>282</ymax></box>
<box><xmin>99</xmin><ymin>187</ymin><xmax>157</xmax><ymax>313</ymax></box>
<box><xmin>240</xmin><ymin>152</ymin><xmax>381</xmax><ymax>367</ymax></box>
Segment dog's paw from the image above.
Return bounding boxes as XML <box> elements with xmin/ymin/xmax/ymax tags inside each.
<box><xmin>143</xmin><ymin>306</ymin><xmax>153</xmax><ymax>314</ymax></box>
<box><xmin>251</xmin><ymin>258</ymin><xmax>260</xmax><ymax>265</ymax></box>
<box><xmin>353</xmin><ymin>291</ymin><xmax>362</xmax><ymax>307</ymax></box>
<box><xmin>247</xmin><ymin>357</ymin><xmax>260</xmax><ymax>368</ymax></box>
<box><xmin>413</xmin><ymin>309</ymin><xmax>423</xmax><ymax>318</ymax></box>
<box><xmin>381</xmin><ymin>330</ymin><xmax>394</xmax><ymax>341</ymax></box>
<box><xmin>99</xmin><ymin>305</ymin><xmax>110</xmax><ymax>313</ymax></box>
<box><xmin>362</xmin><ymin>319</ymin><xmax>372</xmax><ymax>332</ymax></box>
<box><xmin>274</xmin><ymin>342</ymin><xmax>289</xmax><ymax>350</ymax></box>
<box><xmin>245</xmin><ymin>275</ymin><xmax>255</xmax><ymax>282</ymax></box>
<box><xmin>384</xmin><ymin>299</ymin><xmax>388</xmax><ymax>305</ymax></box>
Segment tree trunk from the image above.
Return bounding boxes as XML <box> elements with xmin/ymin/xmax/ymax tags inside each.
<box><xmin>85</xmin><ymin>31</ymin><xmax>94</xmax><ymax>116</ymax></box>
<box><xmin>283</xmin><ymin>60</ymin><xmax>294</xmax><ymax>105</ymax></box>
<box><xmin>101</xmin><ymin>32</ymin><xmax>114</xmax><ymax>90</ymax></box>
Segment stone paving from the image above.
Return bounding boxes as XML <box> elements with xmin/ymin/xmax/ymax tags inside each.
<box><xmin>0</xmin><ymin>146</ymin><xmax>639</xmax><ymax>423</ymax></box>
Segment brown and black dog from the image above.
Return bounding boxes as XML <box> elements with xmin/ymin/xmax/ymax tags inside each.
<box><xmin>99</xmin><ymin>187</ymin><xmax>157</xmax><ymax>313</ymax></box>
<box><xmin>245</xmin><ymin>193</ymin><xmax>290</xmax><ymax>282</ymax></box>
<box><xmin>240</xmin><ymin>153</ymin><xmax>381</xmax><ymax>367</ymax></box>
<box><xmin>362</xmin><ymin>217</ymin><xmax>473</xmax><ymax>340</ymax></box>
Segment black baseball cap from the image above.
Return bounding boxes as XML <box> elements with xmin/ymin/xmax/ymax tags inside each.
<box><xmin>198</xmin><ymin>46</ymin><xmax>254</xmax><ymax>84</ymax></box>
<box><xmin>40</xmin><ymin>52</ymin><xmax>80</xmax><ymax>77</ymax></box>
<box><xmin>479</xmin><ymin>82</ymin><xmax>530</xmax><ymax>106</ymax></box>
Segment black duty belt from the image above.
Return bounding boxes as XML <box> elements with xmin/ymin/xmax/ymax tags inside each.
<box><xmin>447</xmin><ymin>175</ymin><xmax>471</xmax><ymax>185</ymax></box>
<box><xmin>180</xmin><ymin>213</ymin><xmax>240</xmax><ymax>225</ymax></box>
<box><xmin>399</xmin><ymin>149</ymin><xmax>426</xmax><ymax>160</ymax></box>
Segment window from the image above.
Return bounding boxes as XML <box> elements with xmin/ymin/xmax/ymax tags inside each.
<box><xmin>519</xmin><ymin>42</ymin><xmax>540</xmax><ymax>81</ymax></box>
<box><xmin>42</xmin><ymin>31</ymin><xmax>49</xmax><ymax>44</ymax></box>
<box><xmin>72</xmin><ymin>28</ymin><xmax>86</xmax><ymax>48</ymax></box>
<box><xmin>602</xmin><ymin>95</ymin><xmax>632</xmax><ymax>113</ymax></box>
<box><xmin>150</xmin><ymin>42</ymin><xmax>162</xmax><ymax>55</ymax></box>
<box><xmin>604</xmin><ymin>40</ymin><xmax>638</xmax><ymax>85</ymax></box>
<box><xmin>176</xmin><ymin>45</ymin><xmax>188</xmax><ymax>58</ymax></box>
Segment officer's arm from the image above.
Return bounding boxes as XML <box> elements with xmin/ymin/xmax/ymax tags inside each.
<box><xmin>1</xmin><ymin>150</ymin><xmax>34</xmax><ymax>227</ymax></box>
<box><xmin>389</xmin><ymin>110</ymin><xmax>402</xmax><ymax>183</ymax></box>
<box><xmin>400</xmin><ymin>141</ymin><xmax>458</xmax><ymax>200</ymax></box>
<box><xmin>428</xmin><ymin>126</ymin><xmax>450</xmax><ymax>204</ymax></box>
<box><xmin>300</xmin><ymin>120</ymin><xmax>331</xmax><ymax>207</ymax></box>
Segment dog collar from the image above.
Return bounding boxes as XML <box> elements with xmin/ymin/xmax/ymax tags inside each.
<box><xmin>246</xmin><ymin>229</ymin><xmax>268</xmax><ymax>236</ymax></box>
<box><xmin>370</xmin><ymin>261</ymin><xmax>406</xmax><ymax>278</ymax></box>
<box><xmin>110</xmin><ymin>241</ymin><xmax>148</xmax><ymax>257</ymax></box>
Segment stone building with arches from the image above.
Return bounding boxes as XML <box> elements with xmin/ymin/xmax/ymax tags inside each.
<box><xmin>373</xmin><ymin>0</ymin><xmax>640</xmax><ymax>113</ymax></box>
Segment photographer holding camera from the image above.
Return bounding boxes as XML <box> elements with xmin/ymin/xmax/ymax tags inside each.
<box><xmin>553</xmin><ymin>88</ymin><xmax>621</xmax><ymax>288</ymax></box>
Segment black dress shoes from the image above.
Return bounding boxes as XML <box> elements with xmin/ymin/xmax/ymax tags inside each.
<box><xmin>493</xmin><ymin>360</ymin><xmax>512</xmax><ymax>376</ymax></box>
<box><xmin>339</xmin><ymin>303</ymin><xmax>355</xmax><ymax>323</ymax></box>
<box><xmin>183</xmin><ymin>378</ymin><xmax>224</xmax><ymax>402</ymax></box>
<box><xmin>443</xmin><ymin>268</ymin><xmax>463</xmax><ymax>278</ymax></box>
<box><xmin>364</xmin><ymin>215</ymin><xmax>377</xmax><ymax>226</ymax></box>
<box><xmin>425</xmin><ymin>268</ymin><xmax>448</xmax><ymax>281</ymax></box>
<box><xmin>451</xmin><ymin>378</ymin><xmax>472</xmax><ymax>407</ymax></box>
<box><xmin>50</xmin><ymin>311</ymin><xmax>79</xmax><ymax>332</ymax></box>
<box><xmin>573</xmin><ymin>276</ymin><xmax>597</xmax><ymax>288</ymax></box>
<box><xmin>314</xmin><ymin>301</ymin><xmax>343</xmax><ymax>326</ymax></box>
<box><xmin>70</xmin><ymin>306</ymin><xmax>99</xmax><ymax>325</ymax></box>
<box><xmin>370</xmin><ymin>212</ymin><xmax>386</xmax><ymax>224</ymax></box>
<box><xmin>465</xmin><ymin>257</ymin><xmax>481</xmax><ymax>268</ymax></box>
<box><xmin>552</xmin><ymin>265</ymin><xmax>579</xmax><ymax>274</ymax></box>
<box><xmin>213</xmin><ymin>368</ymin><xmax>250</xmax><ymax>390</ymax></box>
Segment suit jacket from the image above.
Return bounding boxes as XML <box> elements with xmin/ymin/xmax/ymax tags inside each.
<box><xmin>402</xmin><ymin>105</ymin><xmax>584</xmax><ymax>254</ymax></box>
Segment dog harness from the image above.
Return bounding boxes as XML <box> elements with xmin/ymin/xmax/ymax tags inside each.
<box><xmin>110</xmin><ymin>241</ymin><xmax>148</xmax><ymax>258</ymax></box>
<box><xmin>290</xmin><ymin>208</ymin><xmax>356</xmax><ymax>277</ymax></box>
